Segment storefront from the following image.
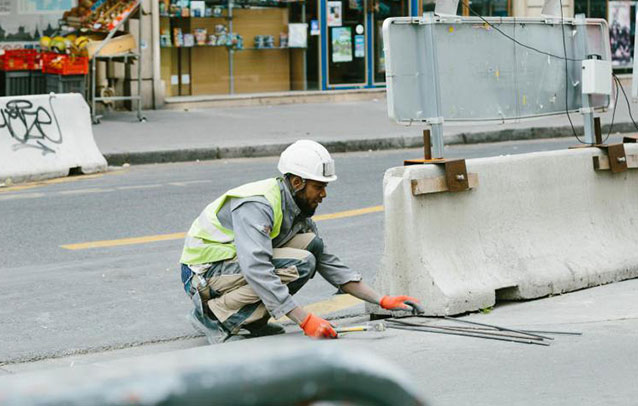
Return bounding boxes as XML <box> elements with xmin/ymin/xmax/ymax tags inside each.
<box><xmin>318</xmin><ymin>0</ymin><xmax>417</xmax><ymax>89</ymax></box>
<box><xmin>157</xmin><ymin>0</ymin><xmax>420</xmax><ymax>97</ymax></box>
<box><xmin>9</xmin><ymin>0</ymin><xmax>631</xmax><ymax>108</ymax></box>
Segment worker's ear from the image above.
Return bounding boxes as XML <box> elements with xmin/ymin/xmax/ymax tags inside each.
<box><xmin>289</xmin><ymin>175</ymin><xmax>305</xmax><ymax>193</ymax></box>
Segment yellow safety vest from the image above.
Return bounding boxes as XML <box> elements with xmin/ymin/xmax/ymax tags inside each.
<box><xmin>180</xmin><ymin>178</ymin><xmax>284</xmax><ymax>265</ymax></box>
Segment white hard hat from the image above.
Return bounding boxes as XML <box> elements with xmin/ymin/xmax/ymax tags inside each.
<box><xmin>278</xmin><ymin>140</ymin><xmax>337</xmax><ymax>183</ymax></box>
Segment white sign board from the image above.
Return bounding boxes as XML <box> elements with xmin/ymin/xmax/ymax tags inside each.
<box><xmin>383</xmin><ymin>15</ymin><xmax>611</xmax><ymax>124</ymax></box>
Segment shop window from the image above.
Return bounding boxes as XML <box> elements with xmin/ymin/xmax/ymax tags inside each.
<box><xmin>574</xmin><ymin>0</ymin><xmax>606</xmax><ymax>18</ymax></box>
<box><xmin>326</xmin><ymin>0</ymin><xmax>367</xmax><ymax>86</ymax></box>
<box><xmin>422</xmin><ymin>0</ymin><xmax>463</xmax><ymax>15</ymax></box>
<box><xmin>374</xmin><ymin>0</ymin><xmax>409</xmax><ymax>83</ymax></box>
<box><xmin>467</xmin><ymin>0</ymin><xmax>508</xmax><ymax>16</ymax></box>
<box><xmin>159</xmin><ymin>0</ymin><xmax>309</xmax><ymax>96</ymax></box>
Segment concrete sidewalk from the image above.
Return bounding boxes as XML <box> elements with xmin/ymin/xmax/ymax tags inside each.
<box><xmin>93</xmin><ymin>88</ymin><xmax>638</xmax><ymax>166</ymax></box>
<box><xmin>2</xmin><ymin>278</ymin><xmax>637</xmax><ymax>405</ymax></box>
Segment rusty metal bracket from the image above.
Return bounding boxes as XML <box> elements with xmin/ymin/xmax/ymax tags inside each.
<box><xmin>563</xmin><ymin>118</ymin><xmax>634</xmax><ymax>173</ymax></box>
<box><xmin>404</xmin><ymin>130</ymin><xmax>477</xmax><ymax>195</ymax></box>
<box><xmin>569</xmin><ymin>117</ymin><xmax>602</xmax><ymax>149</ymax></box>
<box><xmin>593</xmin><ymin>144</ymin><xmax>629</xmax><ymax>173</ymax></box>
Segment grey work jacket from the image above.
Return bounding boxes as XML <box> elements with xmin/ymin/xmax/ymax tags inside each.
<box><xmin>197</xmin><ymin>177</ymin><xmax>361</xmax><ymax>319</ymax></box>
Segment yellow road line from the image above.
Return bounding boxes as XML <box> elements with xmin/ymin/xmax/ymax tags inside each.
<box><xmin>0</xmin><ymin>192</ymin><xmax>46</xmax><ymax>201</ymax></box>
<box><xmin>61</xmin><ymin>205</ymin><xmax>384</xmax><ymax>250</ymax></box>
<box><xmin>273</xmin><ymin>294</ymin><xmax>363</xmax><ymax>323</ymax></box>
<box><xmin>58</xmin><ymin>188</ymin><xmax>115</xmax><ymax>195</ymax></box>
<box><xmin>61</xmin><ymin>232</ymin><xmax>187</xmax><ymax>250</ymax></box>
<box><xmin>313</xmin><ymin>205</ymin><xmax>384</xmax><ymax>221</ymax></box>
<box><xmin>0</xmin><ymin>172</ymin><xmax>121</xmax><ymax>193</ymax></box>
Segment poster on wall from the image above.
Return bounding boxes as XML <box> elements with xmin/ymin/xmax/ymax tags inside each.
<box><xmin>19</xmin><ymin>0</ymin><xmax>73</xmax><ymax>13</ymax></box>
<box><xmin>354</xmin><ymin>34</ymin><xmax>364</xmax><ymax>58</ymax></box>
<box><xmin>289</xmin><ymin>23</ymin><xmax>308</xmax><ymax>48</ymax></box>
<box><xmin>327</xmin><ymin>1</ymin><xmax>342</xmax><ymax>27</ymax></box>
<box><xmin>348</xmin><ymin>0</ymin><xmax>362</xmax><ymax>11</ymax></box>
<box><xmin>331</xmin><ymin>26</ymin><xmax>352</xmax><ymax>62</ymax></box>
<box><xmin>0</xmin><ymin>0</ymin><xmax>73</xmax><ymax>48</ymax></box>
<box><xmin>608</xmin><ymin>1</ymin><xmax>632</xmax><ymax>67</ymax></box>
<box><xmin>310</xmin><ymin>19</ymin><xmax>319</xmax><ymax>36</ymax></box>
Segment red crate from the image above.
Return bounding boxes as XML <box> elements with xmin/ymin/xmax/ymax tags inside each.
<box><xmin>41</xmin><ymin>52</ymin><xmax>88</xmax><ymax>75</ymax></box>
<box><xmin>0</xmin><ymin>49</ymin><xmax>40</xmax><ymax>71</ymax></box>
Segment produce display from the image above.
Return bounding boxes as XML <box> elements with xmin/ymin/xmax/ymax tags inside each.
<box><xmin>63</xmin><ymin>0</ymin><xmax>139</xmax><ymax>32</ymax></box>
<box><xmin>39</xmin><ymin>35</ymin><xmax>90</xmax><ymax>57</ymax></box>
<box><xmin>37</xmin><ymin>34</ymin><xmax>90</xmax><ymax>75</ymax></box>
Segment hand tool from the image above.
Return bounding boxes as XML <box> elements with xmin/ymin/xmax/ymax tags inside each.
<box><xmin>336</xmin><ymin>322</ymin><xmax>386</xmax><ymax>334</ymax></box>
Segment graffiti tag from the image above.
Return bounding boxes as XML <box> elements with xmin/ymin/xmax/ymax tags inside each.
<box><xmin>0</xmin><ymin>97</ymin><xmax>63</xmax><ymax>155</ymax></box>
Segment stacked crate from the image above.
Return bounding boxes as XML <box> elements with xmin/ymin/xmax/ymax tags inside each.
<box><xmin>0</xmin><ymin>50</ymin><xmax>40</xmax><ymax>96</ymax></box>
<box><xmin>0</xmin><ymin>49</ymin><xmax>89</xmax><ymax>97</ymax></box>
<box><xmin>41</xmin><ymin>52</ymin><xmax>89</xmax><ymax>95</ymax></box>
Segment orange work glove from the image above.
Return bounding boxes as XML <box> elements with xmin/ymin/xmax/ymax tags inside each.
<box><xmin>300</xmin><ymin>313</ymin><xmax>338</xmax><ymax>339</ymax></box>
<box><xmin>380</xmin><ymin>295</ymin><xmax>421</xmax><ymax>311</ymax></box>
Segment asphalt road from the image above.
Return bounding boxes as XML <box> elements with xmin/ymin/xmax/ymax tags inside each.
<box><xmin>0</xmin><ymin>136</ymin><xmax>628</xmax><ymax>364</ymax></box>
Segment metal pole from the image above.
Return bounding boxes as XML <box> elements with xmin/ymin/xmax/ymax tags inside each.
<box><xmin>422</xmin><ymin>14</ymin><xmax>444</xmax><ymax>158</ymax></box>
<box><xmin>228</xmin><ymin>0</ymin><xmax>234</xmax><ymax>94</ymax></box>
<box><xmin>91</xmin><ymin>58</ymin><xmax>97</xmax><ymax>123</ymax></box>
<box><xmin>302</xmin><ymin>1</ymin><xmax>307</xmax><ymax>91</ymax></box>
<box><xmin>575</xmin><ymin>13</ymin><xmax>596</xmax><ymax>144</ymax></box>
<box><xmin>151</xmin><ymin>0</ymin><xmax>161</xmax><ymax>108</ymax></box>
<box><xmin>137</xmin><ymin>2</ymin><xmax>143</xmax><ymax>121</ymax></box>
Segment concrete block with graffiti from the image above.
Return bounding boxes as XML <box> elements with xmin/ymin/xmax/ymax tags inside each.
<box><xmin>0</xmin><ymin>93</ymin><xmax>107</xmax><ymax>183</ymax></box>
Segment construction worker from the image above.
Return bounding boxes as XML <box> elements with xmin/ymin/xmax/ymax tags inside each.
<box><xmin>180</xmin><ymin>140</ymin><xmax>420</xmax><ymax>343</ymax></box>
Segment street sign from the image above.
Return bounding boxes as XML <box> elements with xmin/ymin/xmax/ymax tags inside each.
<box><xmin>384</xmin><ymin>15</ymin><xmax>611</xmax><ymax>125</ymax></box>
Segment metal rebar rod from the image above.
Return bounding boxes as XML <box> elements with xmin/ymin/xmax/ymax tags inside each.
<box><xmin>520</xmin><ymin>329</ymin><xmax>582</xmax><ymax>336</ymax></box>
<box><xmin>440</xmin><ymin>324</ymin><xmax>583</xmax><ymax>336</ymax></box>
<box><xmin>386</xmin><ymin>324</ymin><xmax>550</xmax><ymax>346</ymax></box>
<box><xmin>405</xmin><ymin>323</ymin><xmax>547</xmax><ymax>341</ymax></box>
<box><xmin>387</xmin><ymin>319</ymin><xmax>547</xmax><ymax>342</ymax></box>
<box><xmin>401</xmin><ymin>324</ymin><xmax>581</xmax><ymax>337</ymax></box>
<box><xmin>441</xmin><ymin>316</ymin><xmax>554</xmax><ymax>341</ymax></box>
<box><xmin>395</xmin><ymin>315</ymin><xmax>554</xmax><ymax>341</ymax></box>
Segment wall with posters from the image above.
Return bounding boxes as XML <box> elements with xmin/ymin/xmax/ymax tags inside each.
<box><xmin>0</xmin><ymin>0</ymin><xmax>75</xmax><ymax>50</ymax></box>
<box><xmin>608</xmin><ymin>1</ymin><xmax>633</xmax><ymax>67</ymax></box>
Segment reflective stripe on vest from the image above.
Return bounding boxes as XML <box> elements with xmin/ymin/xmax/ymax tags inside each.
<box><xmin>180</xmin><ymin>178</ymin><xmax>283</xmax><ymax>265</ymax></box>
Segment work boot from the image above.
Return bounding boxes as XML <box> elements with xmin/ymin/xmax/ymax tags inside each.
<box><xmin>244</xmin><ymin>319</ymin><xmax>286</xmax><ymax>337</ymax></box>
<box><xmin>187</xmin><ymin>309</ymin><xmax>234</xmax><ymax>344</ymax></box>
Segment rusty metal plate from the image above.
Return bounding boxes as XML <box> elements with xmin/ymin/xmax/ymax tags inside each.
<box><xmin>443</xmin><ymin>159</ymin><xmax>469</xmax><ymax>192</ymax></box>
<box><xmin>601</xmin><ymin>144</ymin><xmax>628</xmax><ymax>173</ymax></box>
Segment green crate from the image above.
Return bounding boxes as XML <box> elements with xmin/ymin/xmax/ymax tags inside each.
<box><xmin>45</xmin><ymin>74</ymin><xmax>86</xmax><ymax>95</ymax></box>
<box><xmin>0</xmin><ymin>70</ymin><xmax>31</xmax><ymax>96</ymax></box>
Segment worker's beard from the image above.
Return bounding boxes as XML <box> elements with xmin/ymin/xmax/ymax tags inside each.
<box><xmin>294</xmin><ymin>194</ymin><xmax>317</xmax><ymax>217</ymax></box>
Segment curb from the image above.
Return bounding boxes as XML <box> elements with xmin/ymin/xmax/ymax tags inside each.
<box><xmin>103</xmin><ymin>121</ymin><xmax>638</xmax><ymax>166</ymax></box>
<box><xmin>163</xmin><ymin>88</ymin><xmax>386</xmax><ymax>110</ymax></box>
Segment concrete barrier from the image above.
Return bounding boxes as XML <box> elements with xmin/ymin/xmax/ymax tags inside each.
<box><xmin>369</xmin><ymin>144</ymin><xmax>638</xmax><ymax>316</ymax></box>
<box><xmin>0</xmin><ymin>93</ymin><xmax>107</xmax><ymax>184</ymax></box>
<box><xmin>0</xmin><ymin>340</ymin><xmax>426</xmax><ymax>405</ymax></box>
